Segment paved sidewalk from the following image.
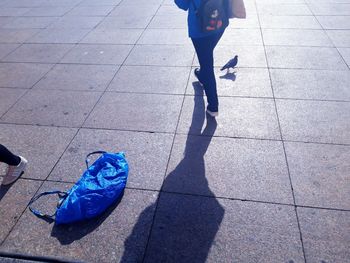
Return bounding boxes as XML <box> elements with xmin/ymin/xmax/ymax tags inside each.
<box><xmin>0</xmin><ymin>0</ymin><xmax>349</xmax><ymax>262</ymax></box>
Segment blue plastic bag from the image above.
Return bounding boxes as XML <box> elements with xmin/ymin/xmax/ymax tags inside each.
<box><xmin>29</xmin><ymin>151</ymin><xmax>129</xmax><ymax>225</ymax></box>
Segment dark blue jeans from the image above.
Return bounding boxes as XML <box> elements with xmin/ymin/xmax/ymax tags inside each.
<box><xmin>191</xmin><ymin>31</ymin><xmax>224</xmax><ymax>112</ymax></box>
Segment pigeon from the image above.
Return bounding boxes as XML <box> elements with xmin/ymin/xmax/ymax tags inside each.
<box><xmin>220</xmin><ymin>55</ymin><xmax>238</xmax><ymax>72</ymax></box>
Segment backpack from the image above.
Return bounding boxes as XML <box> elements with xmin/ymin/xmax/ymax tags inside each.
<box><xmin>29</xmin><ymin>151</ymin><xmax>129</xmax><ymax>225</ymax></box>
<box><xmin>192</xmin><ymin>0</ymin><xmax>228</xmax><ymax>33</ymax></box>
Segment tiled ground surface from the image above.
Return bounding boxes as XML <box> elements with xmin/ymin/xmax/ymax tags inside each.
<box><xmin>0</xmin><ymin>0</ymin><xmax>349</xmax><ymax>262</ymax></box>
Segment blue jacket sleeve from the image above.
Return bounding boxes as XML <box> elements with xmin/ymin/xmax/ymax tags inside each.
<box><xmin>174</xmin><ymin>0</ymin><xmax>190</xmax><ymax>11</ymax></box>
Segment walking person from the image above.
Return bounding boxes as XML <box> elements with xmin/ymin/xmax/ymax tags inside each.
<box><xmin>175</xmin><ymin>0</ymin><xmax>229</xmax><ymax>117</ymax></box>
<box><xmin>0</xmin><ymin>144</ymin><xmax>27</xmax><ymax>185</ymax></box>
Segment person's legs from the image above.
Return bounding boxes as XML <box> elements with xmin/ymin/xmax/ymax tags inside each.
<box><xmin>192</xmin><ymin>31</ymin><xmax>224</xmax><ymax>113</ymax></box>
<box><xmin>0</xmin><ymin>144</ymin><xmax>20</xmax><ymax>166</ymax></box>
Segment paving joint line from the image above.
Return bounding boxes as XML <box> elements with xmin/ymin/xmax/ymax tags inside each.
<box><xmin>255</xmin><ymin>0</ymin><xmax>307</xmax><ymax>261</ymax></box>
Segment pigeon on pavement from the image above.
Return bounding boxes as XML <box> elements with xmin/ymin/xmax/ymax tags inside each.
<box><xmin>220</xmin><ymin>55</ymin><xmax>238</xmax><ymax>72</ymax></box>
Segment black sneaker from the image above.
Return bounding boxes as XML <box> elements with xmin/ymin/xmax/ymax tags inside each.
<box><xmin>194</xmin><ymin>68</ymin><xmax>203</xmax><ymax>85</ymax></box>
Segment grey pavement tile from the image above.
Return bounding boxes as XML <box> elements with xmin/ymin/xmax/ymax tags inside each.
<box><xmin>47</xmin><ymin>16</ymin><xmax>103</xmax><ymax>29</ymax></box>
<box><xmin>26</xmin><ymin>28</ymin><xmax>90</xmax><ymax>44</ymax></box>
<box><xmin>108</xmin><ymin>65</ymin><xmax>190</xmax><ymax>94</ymax></box>
<box><xmin>219</xmin><ymin>29</ymin><xmax>263</xmax><ymax>46</ymax></box>
<box><xmin>78</xmin><ymin>0</ymin><xmax>122</xmax><ymax>5</ymax></box>
<box><xmin>0</xmin><ymin>179</ymin><xmax>42</xmax><ymax>243</ymax></box>
<box><xmin>177</xmin><ymin>96</ymin><xmax>280</xmax><ymax>139</ymax></box>
<box><xmin>48</xmin><ymin>128</ymin><xmax>173</xmax><ymax>190</ymax></box>
<box><xmin>276</xmin><ymin>99</ymin><xmax>350</xmax><ymax>144</ymax></box>
<box><xmin>60</xmin><ymin>44</ymin><xmax>133</xmax><ymax>65</ymax></box>
<box><xmin>317</xmin><ymin>16</ymin><xmax>350</xmax><ymax>30</ymax></box>
<box><xmin>0</xmin><ymin>28</ymin><xmax>40</xmax><ymax>43</ymax></box>
<box><xmin>3</xmin><ymin>43</ymin><xmax>73</xmax><ymax>63</ymax></box>
<box><xmin>0</xmin><ymin>124</ymin><xmax>77</xmax><ymax>180</ymax></box>
<box><xmin>270</xmin><ymin>69</ymin><xmax>350</xmax><ymax>101</ymax></box>
<box><xmin>125</xmin><ymin>45</ymin><xmax>194</xmax><ymax>66</ymax></box>
<box><xmin>307</xmin><ymin>3</ymin><xmax>350</xmax><ymax>15</ymax></box>
<box><xmin>157</xmin><ymin>4</ymin><xmax>188</xmax><ymax>15</ymax></box>
<box><xmin>262</xmin><ymin>29</ymin><xmax>333</xmax><ymax>47</ymax></box>
<box><xmin>0</xmin><ymin>0</ymin><xmax>46</xmax><ymax>8</ymax></box>
<box><xmin>2</xmin><ymin>17</ymin><xmax>57</xmax><ymax>29</ymax></box>
<box><xmin>285</xmin><ymin>142</ymin><xmax>350</xmax><ymax>210</ymax></box>
<box><xmin>0</xmin><ymin>63</ymin><xmax>53</xmax><ymax>88</ymax></box>
<box><xmin>84</xmin><ymin>92</ymin><xmax>183</xmax><ymax>132</ymax></box>
<box><xmin>137</xmin><ymin>29</ymin><xmax>191</xmax><ymax>45</ymax></box>
<box><xmin>148</xmin><ymin>14</ymin><xmax>187</xmax><ymax>29</ymax></box>
<box><xmin>34</xmin><ymin>64</ymin><xmax>119</xmax><ymax>91</ymax></box>
<box><xmin>1</xmin><ymin>89</ymin><xmax>102</xmax><ymax>127</ymax></box>
<box><xmin>298</xmin><ymin>208</ymin><xmax>350</xmax><ymax>263</ymax></box>
<box><xmin>0</xmin><ymin>88</ymin><xmax>26</xmax><ymax>116</ymax></box>
<box><xmin>195</xmin><ymin>45</ymin><xmax>268</xmax><ymax>68</ymax></box>
<box><xmin>256</xmin><ymin>3</ymin><xmax>312</xmax><ymax>15</ymax></box>
<box><xmin>0</xmin><ymin>44</ymin><xmax>19</xmax><ymax>59</ymax></box>
<box><xmin>228</xmin><ymin>13</ymin><xmax>260</xmax><ymax>29</ymax></box>
<box><xmin>163</xmin><ymin>135</ymin><xmax>293</xmax><ymax>203</ymax></box>
<box><xmin>37</xmin><ymin>0</ymin><xmax>83</xmax><ymax>7</ymax></box>
<box><xmin>22</xmin><ymin>6</ymin><xmax>73</xmax><ymax>16</ymax></box>
<box><xmin>187</xmin><ymin>67</ymin><xmax>273</xmax><ymax>98</ymax></box>
<box><xmin>0</xmin><ymin>17</ymin><xmax>13</xmax><ymax>27</ymax></box>
<box><xmin>65</xmin><ymin>5</ymin><xmax>115</xmax><ymax>16</ymax></box>
<box><xmin>0</xmin><ymin>7</ymin><xmax>30</xmax><ymax>16</ymax></box>
<box><xmin>0</xmin><ymin>184</ymin><xmax>158</xmax><ymax>263</ymax></box>
<box><xmin>326</xmin><ymin>30</ymin><xmax>350</xmax><ymax>48</ymax></box>
<box><xmin>265</xmin><ymin>46</ymin><xmax>349</xmax><ymax>70</ymax></box>
<box><xmin>144</xmin><ymin>194</ymin><xmax>304</xmax><ymax>263</ymax></box>
<box><xmin>259</xmin><ymin>15</ymin><xmax>322</xmax><ymax>29</ymax></box>
<box><xmin>339</xmin><ymin>47</ymin><xmax>350</xmax><ymax>67</ymax></box>
<box><xmin>109</xmin><ymin>4</ymin><xmax>160</xmax><ymax>17</ymax></box>
<box><xmin>81</xmin><ymin>28</ymin><xmax>143</xmax><ymax>45</ymax></box>
<box><xmin>120</xmin><ymin>0</ymin><xmax>162</xmax><ymax>5</ymax></box>
<box><xmin>96</xmin><ymin>16</ymin><xmax>153</xmax><ymax>29</ymax></box>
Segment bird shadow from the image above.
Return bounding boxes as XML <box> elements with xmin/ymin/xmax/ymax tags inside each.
<box><xmin>219</xmin><ymin>70</ymin><xmax>237</xmax><ymax>81</ymax></box>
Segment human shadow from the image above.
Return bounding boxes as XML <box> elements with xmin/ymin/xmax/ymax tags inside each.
<box><xmin>0</xmin><ymin>183</ymin><xmax>13</xmax><ymax>202</ymax></box>
<box><xmin>121</xmin><ymin>83</ymin><xmax>225</xmax><ymax>263</ymax></box>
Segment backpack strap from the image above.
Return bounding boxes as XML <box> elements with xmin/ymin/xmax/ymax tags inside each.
<box><xmin>28</xmin><ymin>191</ymin><xmax>67</xmax><ymax>221</ymax></box>
<box><xmin>85</xmin><ymin>151</ymin><xmax>107</xmax><ymax>169</ymax></box>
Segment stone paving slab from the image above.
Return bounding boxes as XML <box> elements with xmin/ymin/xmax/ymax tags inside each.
<box><xmin>3</xmin><ymin>44</ymin><xmax>74</xmax><ymax>63</ymax></box>
<box><xmin>0</xmin><ymin>28</ymin><xmax>40</xmax><ymax>43</ymax></box>
<box><xmin>178</xmin><ymin>96</ymin><xmax>280</xmax><ymax>139</ymax></box>
<box><xmin>339</xmin><ymin>47</ymin><xmax>350</xmax><ymax>67</ymax></box>
<box><xmin>1</xmin><ymin>89</ymin><xmax>101</xmax><ymax>127</ymax></box>
<box><xmin>285</xmin><ymin>142</ymin><xmax>350</xmax><ymax>210</ymax></box>
<box><xmin>2</xmin><ymin>17</ymin><xmax>58</xmax><ymax>29</ymax></box>
<box><xmin>0</xmin><ymin>182</ymin><xmax>158</xmax><ymax>263</ymax></box>
<box><xmin>270</xmin><ymin>69</ymin><xmax>350</xmax><ymax>101</ymax></box>
<box><xmin>144</xmin><ymin>193</ymin><xmax>304</xmax><ymax>263</ymax></box>
<box><xmin>265</xmin><ymin>46</ymin><xmax>349</xmax><ymax>70</ymax></box>
<box><xmin>109</xmin><ymin>65</ymin><xmax>190</xmax><ymax>94</ymax></box>
<box><xmin>298</xmin><ymin>207</ymin><xmax>350</xmax><ymax>263</ymax></box>
<box><xmin>33</xmin><ymin>64</ymin><xmax>119</xmax><ymax>91</ymax></box>
<box><xmin>60</xmin><ymin>44</ymin><xmax>133</xmax><ymax>65</ymax></box>
<box><xmin>81</xmin><ymin>28</ymin><xmax>143</xmax><ymax>45</ymax></box>
<box><xmin>0</xmin><ymin>179</ymin><xmax>42</xmax><ymax>243</ymax></box>
<box><xmin>0</xmin><ymin>124</ymin><xmax>77</xmax><ymax>180</ymax></box>
<box><xmin>48</xmin><ymin>128</ymin><xmax>173</xmax><ymax>190</ymax></box>
<box><xmin>316</xmin><ymin>16</ymin><xmax>350</xmax><ymax>30</ymax></box>
<box><xmin>0</xmin><ymin>88</ymin><xmax>26</xmax><ymax>116</ymax></box>
<box><xmin>277</xmin><ymin>99</ymin><xmax>350</xmax><ymax>144</ymax></box>
<box><xmin>163</xmin><ymin>134</ymin><xmax>293</xmax><ymax>204</ymax></box>
<box><xmin>26</xmin><ymin>28</ymin><xmax>90</xmax><ymax>44</ymax></box>
<box><xmin>0</xmin><ymin>63</ymin><xmax>53</xmax><ymax>88</ymax></box>
<box><xmin>125</xmin><ymin>44</ymin><xmax>194</xmax><ymax>67</ymax></box>
<box><xmin>187</xmin><ymin>67</ymin><xmax>273</xmax><ymax>98</ymax></box>
<box><xmin>84</xmin><ymin>92</ymin><xmax>183</xmax><ymax>132</ymax></box>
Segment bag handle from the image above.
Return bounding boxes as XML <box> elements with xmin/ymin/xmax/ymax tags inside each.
<box><xmin>85</xmin><ymin>151</ymin><xmax>107</xmax><ymax>169</ymax></box>
<box><xmin>29</xmin><ymin>191</ymin><xmax>67</xmax><ymax>221</ymax></box>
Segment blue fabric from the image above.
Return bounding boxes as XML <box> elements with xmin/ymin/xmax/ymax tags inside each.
<box><xmin>55</xmin><ymin>152</ymin><xmax>128</xmax><ymax>225</ymax></box>
<box><xmin>174</xmin><ymin>0</ymin><xmax>228</xmax><ymax>38</ymax></box>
